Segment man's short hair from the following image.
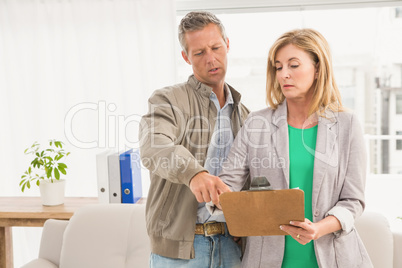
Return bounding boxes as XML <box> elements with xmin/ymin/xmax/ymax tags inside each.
<box><xmin>178</xmin><ymin>11</ymin><xmax>228</xmax><ymax>55</ymax></box>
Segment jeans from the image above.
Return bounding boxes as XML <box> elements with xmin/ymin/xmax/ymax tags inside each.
<box><xmin>150</xmin><ymin>230</ymin><xmax>241</xmax><ymax>268</ymax></box>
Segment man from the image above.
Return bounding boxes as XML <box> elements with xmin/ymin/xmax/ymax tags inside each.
<box><xmin>139</xmin><ymin>11</ymin><xmax>249</xmax><ymax>267</ymax></box>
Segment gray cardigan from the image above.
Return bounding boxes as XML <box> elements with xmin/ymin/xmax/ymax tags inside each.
<box><xmin>219</xmin><ymin>101</ymin><xmax>373</xmax><ymax>268</ymax></box>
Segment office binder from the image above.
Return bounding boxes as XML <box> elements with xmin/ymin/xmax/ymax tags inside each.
<box><xmin>107</xmin><ymin>151</ymin><xmax>122</xmax><ymax>203</ymax></box>
<box><xmin>96</xmin><ymin>150</ymin><xmax>113</xmax><ymax>203</ymax></box>
<box><xmin>220</xmin><ymin>189</ymin><xmax>304</xmax><ymax>236</ymax></box>
<box><xmin>119</xmin><ymin>149</ymin><xmax>142</xmax><ymax>203</ymax></box>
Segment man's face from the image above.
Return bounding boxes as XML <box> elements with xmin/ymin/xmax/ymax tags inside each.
<box><xmin>181</xmin><ymin>23</ymin><xmax>229</xmax><ymax>91</ymax></box>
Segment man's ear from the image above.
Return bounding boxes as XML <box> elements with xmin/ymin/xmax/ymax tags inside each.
<box><xmin>181</xmin><ymin>51</ymin><xmax>191</xmax><ymax>65</ymax></box>
<box><xmin>226</xmin><ymin>37</ymin><xmax>230</xmax><ymax>52</ymax></box>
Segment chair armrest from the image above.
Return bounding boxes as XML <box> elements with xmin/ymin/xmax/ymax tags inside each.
<box><xmin>38</xmin><ymin>219</ymin><xmax>69</xmax><ymax>266</ymax></box>
<box><xmin>21</xmin><ymin>258</ymin><xmax>58</xmax><ymax>268</ymax></box>
<box><xmin>355</xmin><ymin>211</ymin><xmax>393</xmax><ymax>267</ymax></box>
<box><xmin>394</xmin><ymin>230</ymin><xmax>402</xmax><ymax>268</ymax></box>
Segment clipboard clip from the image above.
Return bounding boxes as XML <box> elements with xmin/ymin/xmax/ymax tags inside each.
<box><xmin>248</xmin><ymin>176</ymin><xmax>273</xmax><ymax>191</ymax></box>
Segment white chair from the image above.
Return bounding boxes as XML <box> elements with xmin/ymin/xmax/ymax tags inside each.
<box><xmin>21</xmin><ymin>203</ymin><xmax>150</xmax><ymax>268</ymax></box>
<box><xmin>355</xmin><ymin>210</ymin><xmax>402</xmax><ymax>268</ymax></box>
<box><xmin>22</xmin><ymin>205</ymin><xmax>402</xmax><ymax>268</ymax></box>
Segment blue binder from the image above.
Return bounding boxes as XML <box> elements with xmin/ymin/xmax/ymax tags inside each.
<box><xmin>119</xmin><ymin>149</ymin><xmax>142</xmax><ymax>203</ymax></box>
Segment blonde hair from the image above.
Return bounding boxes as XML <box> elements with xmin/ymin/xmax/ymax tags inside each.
<box><xmin>266</xmin><ymin>28</ymin><xmax>343</xmax><ymax>116</ymax></box>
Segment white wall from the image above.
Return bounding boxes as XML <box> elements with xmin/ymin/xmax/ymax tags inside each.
<box><xmin>0</xmin><ymin>0</ymin><xmax>177</xmax><ymax>266</ymax></box>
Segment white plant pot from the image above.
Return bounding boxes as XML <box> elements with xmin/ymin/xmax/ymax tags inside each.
<box><xmin>39</xmin><ymin>179</ymin><xmax>66</xmax><ymax>206</ymax></box>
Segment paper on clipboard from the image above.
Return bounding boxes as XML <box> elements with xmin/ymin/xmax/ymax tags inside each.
<box><xmin>220</xmin><ymin>189</ymin><xmax>304</xmax><ymax>236</ymax></box>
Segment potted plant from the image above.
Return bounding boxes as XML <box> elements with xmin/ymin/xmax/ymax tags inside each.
<box><xmin>20</xmin><ymin>140</ymin><xmax>70</xmax><ymax>206</ymax></box>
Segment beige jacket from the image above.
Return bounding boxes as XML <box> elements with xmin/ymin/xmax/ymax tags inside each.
<box><xmin>219</xmin><ymin>101</ymin><xmax>373</xmax><ymax>267</ymax></box>
<box><xmin>139</xmin><ymin>75</ymin><xmax>249</xmax><ymax>259</ymax></box>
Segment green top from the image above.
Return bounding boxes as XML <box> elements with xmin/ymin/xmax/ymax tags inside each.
<box><xmin>282</xmin><ymin>125</ymin><xmax>319</xmax><ymax>268</ymax></box>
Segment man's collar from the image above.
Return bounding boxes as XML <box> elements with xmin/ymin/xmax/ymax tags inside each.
<box><xmin>188</xmin><ymin>74</ymin><xmax>240</xmax><ymax>105</ymax></box>
<box><xmin>223</xmin><ymin>84</ymin><xmax>234</xmax><ymax>105</ymax></box>
<box><xmin>188</xmin><ymin>75</ymin><xmax>213</xmax><ymax>98</ymax></box>
<box><xmin>209</xmin><ymin>84</ymin><xmax>234</xmax><ymax>108</ymax></box>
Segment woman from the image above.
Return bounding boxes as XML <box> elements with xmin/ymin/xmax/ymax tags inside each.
<box><xmin>218</xmin><ymin>29</ymin><xmax>373</xmax><ymax>267</ymax></box>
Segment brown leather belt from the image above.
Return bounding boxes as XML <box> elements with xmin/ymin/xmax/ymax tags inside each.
<box><xmin>195</xmin><ymin>221</ymin><xmax>225</xmax><ymax>236</ymax></box>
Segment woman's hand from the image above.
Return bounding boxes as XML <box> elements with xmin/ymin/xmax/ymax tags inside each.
<box><xmin>280</xmin><ymin>216</ymin><xmax>341</xmax><ymax>245</ymax></box>
<box><xmin>280</xmin><ymin>218</ymin><xmax>318</xmax><ymax>245</ymax></box>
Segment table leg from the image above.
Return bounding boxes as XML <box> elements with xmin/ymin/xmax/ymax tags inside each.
<box><xmin>0</xmin><ymin>226</ymin><xmax>13</xmax><ymax>268</ymax></box>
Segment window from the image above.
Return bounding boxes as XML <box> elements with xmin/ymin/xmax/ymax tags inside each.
<box><xmin>397</xmin><ymin>131</ymin><xmax>402</xmax><ymax>150</ymax></box>
<box><xmin>396</xmin><ymin>94</ymin><xmax>402</xmax><ymax>114</ymax></box>
<box><xmin>176</xmin><ymin>6</ymin><xmax>402</xmax><ymax>174</ymax></box>
<box><xmin>396</xmin><ymin>7</ymin><xmax>402</xmax><ymax>18</ymax></box>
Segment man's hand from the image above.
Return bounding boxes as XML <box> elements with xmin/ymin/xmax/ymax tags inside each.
<box><xmin>189</xmin><ymin>172</ymin><xmax>231</xmax><ymax>207</ymax></box>
<box><xmin>233</xmin><ymin>236</ymin><xmax>242</xmax><ymax>246</ymax></box>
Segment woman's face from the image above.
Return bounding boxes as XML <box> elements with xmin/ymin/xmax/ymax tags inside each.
<box><xmin>274</xmin><ymin>44</ymin><xmax>318</xmax><ymax>102</ymax></box>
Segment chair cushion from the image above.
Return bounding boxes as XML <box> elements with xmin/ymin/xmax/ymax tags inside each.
<box><xmin>59</xmin><ymin>204</ymin><xmax>150</xmax><ymax>268</ymax></box>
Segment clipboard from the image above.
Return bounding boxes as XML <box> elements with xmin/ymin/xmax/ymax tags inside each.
<box><xmin>220</xmin><ymin>189</ymin><xmax>305</xmax><ymax>236</ymax></box>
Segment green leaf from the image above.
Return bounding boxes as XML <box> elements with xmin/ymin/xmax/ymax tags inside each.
<box><xmin>27</xmin><ymin>180</ymin><xmax>31</xmax><ymax>189</ymax></box>
<box><xmin>46</xmin><ymin>167</ymin><xmax>52</xmax><ymax>178</ymax></box>
<box><xmin>58</xmin><ymin>167</ymin><xmax>66</xmax><ymax>175</ymax></box>
<box><xmin>44</xmin><ymin>163</ymin><xmax>52</xmax><ymax>169</ymax></box>
<box><xmin>21</xmin><ymin>175</ymin><xmax>26</xmax><ymax>179</ymax></box>
<box><xmin>28</xmin><ymin>167</ymin><xmax>32</xmax><ymax>174</ymax></box>
<box><xmin>36</xmin><ymin>180</ymin><xmax>40</xmax><ymax>186</ymax></box>
<box><xmin>21</xmin><ymin>183</ymin><xmax>26</xmax><ymax>192</ymax></box>
<box><xmin>19</xmin><ymin>179</ymin><xmax>26</xmax><ymax>186</ymax></box>
<box><xmin>55</xmin><ymin>141</ymin><xmax>62</xmax><ymax>148</ymax></box>
<box><xmin>58</xmin><ymin>163</ymin><xmax>67</xmax><ymax>169</ymax></box>
<box><xmin>54</xmin><ymin>168</ymin><xmax>60</xmax><ymax>180</ymax></box>
<box><xmin>24</xmin><ymin>148</ymin><xmax>29</xmax><ymax>154</ymax></box>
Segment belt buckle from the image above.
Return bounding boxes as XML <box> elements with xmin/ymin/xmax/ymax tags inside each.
<box><xmin>203</xmin><ymin>221</ymin><xmax>215</xmax><ymax>237</ymax></box>
<box><xmin>203</xmin><ymin>221</ymin><xmax>223</xmax><ymax>237</ymax></box>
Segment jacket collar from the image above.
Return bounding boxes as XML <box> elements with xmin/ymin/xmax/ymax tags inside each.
<box><xmin>312</xmin><ymin>108</ymin><xmax>338</xmax><ymax>209</ymax></box>
<box><xmin>187</xmin><ymin>75</ymin><xmax>242</xmax><ymax>106</ymax></box>
<box><xmin>271</xmin><ymin>101</ymin><xmax>290</xmax><ymax>186</ymax></box>
<box><xmin>271</xmin><ymin>100</ymin><xmax>338</xmax><ymax>193</ymax></box>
